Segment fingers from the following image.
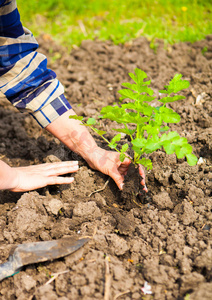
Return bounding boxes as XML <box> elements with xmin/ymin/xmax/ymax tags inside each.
<box><xmin>45</xmin><ymin>161</ymin><xmax>79</xmax><ymax>176</ymax></box>
<box><xmin>21</xmin><ymin>161</ymin><xmax>79</xmax><ymax>176</ymax></box>
<box><xmin>138</xmin><ymin>164</ymin><xmax>148</xmax><ymax>192</ymax></box>
<box><xmin>109</xmin><ymin>169</ymin><xmax>125</xmax><ymax>190</ymax></box>
<box><xmin>47</xmin><ymin>176</ymin><xmax>75</xmax><ymax>186</ymax></box>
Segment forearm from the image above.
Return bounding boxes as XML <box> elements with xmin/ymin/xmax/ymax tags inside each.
<box><xmin>0</xmin><ymin>160</ymin><xmax>17</xmax><ymax>190</ymax></box>
<box><xmin>46</xmin><ymin>109</ymin><xmax>101</xmax><ymax>167</ymax></box>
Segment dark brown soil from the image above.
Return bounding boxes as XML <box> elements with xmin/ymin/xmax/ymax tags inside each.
<box><xmin>0</xmin><ymin>34</ymin><xmax>212</xmax><ymax>300</ymax></box>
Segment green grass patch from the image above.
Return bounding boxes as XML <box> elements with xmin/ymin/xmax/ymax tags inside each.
<box><xmin>18</xmin><ymin>0</ymin><xmax>212</xmax><ymax>47</ymax></box>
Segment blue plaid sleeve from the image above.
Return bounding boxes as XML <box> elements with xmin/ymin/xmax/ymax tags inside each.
<box><xmin>0</xmin><ymin>0</ymin><xmax>72</xmax><ymax>128</ymax></box>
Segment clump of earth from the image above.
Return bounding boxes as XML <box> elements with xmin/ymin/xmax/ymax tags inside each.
<box><xmin>0</xmin><ymin>34</ymin><xmax>211</xmax><ymax>300</ymax></box>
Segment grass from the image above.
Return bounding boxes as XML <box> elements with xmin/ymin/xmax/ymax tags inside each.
<box><xmin>17</xmin><ymin>0</ymin><xmax>212</xmax><ymax>47</ymax></box>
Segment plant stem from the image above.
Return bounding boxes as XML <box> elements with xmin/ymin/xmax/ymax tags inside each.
<box><xmin>87</xmin><ymin>123</ymin><xmax>134</xmax><ymax>164</ymax></box>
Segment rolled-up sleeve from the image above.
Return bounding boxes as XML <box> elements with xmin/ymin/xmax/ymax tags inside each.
<box><xmin>0</xmin><ymin>0</ymin><xmax>71</xmax><ymax>127</ymax></box>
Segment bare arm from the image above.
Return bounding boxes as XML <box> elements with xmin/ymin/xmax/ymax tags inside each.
<box><xmin>0</xmin><ymin>160</ymin><xmax>79</xmax><ymax>192</ymax></box>
<box><xmin>46</xmin><ymin>109</ymin><xmax>147</xmax><ymax>191</ymax></box>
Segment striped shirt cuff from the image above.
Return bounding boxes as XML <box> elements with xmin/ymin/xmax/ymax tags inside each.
<box><xmin>30</xmin><ymin>94</ymin><xmax>72</xmax><ymax>128</ymax></box>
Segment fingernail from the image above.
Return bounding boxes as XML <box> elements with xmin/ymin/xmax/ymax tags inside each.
<box><xmin>72</xmin><ymin>161</ymin><xmax>78</xmax><ymax>165</ymax></box>
<box><xmin>120</xmin><ymin>183</ymin><xmax>124</xmax><ymax>190</ymax></box>
<box><xmin>73</xmin><ymin>165</ymin><xmax>79</xmax><ymax>169</ymax></box>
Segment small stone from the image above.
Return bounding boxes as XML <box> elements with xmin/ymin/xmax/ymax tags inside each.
<box><xmin>43</xmin><ymin>155</ymin><xmax>61</xmax><ymax>163</ymax></box>
<box><xmin>73</xmin><ymin>201</ymin><xmax>101</xmax><ymax>220</ymax></box>
<box><xmin>152</xmin><ymin>192</ymin><xmax>174</xmax><ymax>209</ymax></box>
<box><xmin>44</xmin><ymin>198</ymin><xmax>63</xmax><ymax>216</ymax></box>
<box><xmin>106</xmin><ymin>234</ymin><xmax>129</xmax><ymax>256</ymax></box>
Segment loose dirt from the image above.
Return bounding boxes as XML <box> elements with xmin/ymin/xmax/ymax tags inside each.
<box><xmin>0</xmin><ymin>35</ymin><xmax>211</xmax><ymax>300</ymax></box>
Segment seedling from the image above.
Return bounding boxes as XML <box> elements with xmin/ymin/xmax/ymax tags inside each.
<box><xmin>70</xmin><ymin>68</ymin><xmax>198</xmax><ymax>170</ymax></box>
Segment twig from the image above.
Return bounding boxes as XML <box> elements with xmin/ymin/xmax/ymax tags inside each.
<box><xmin>45</xmin><ymin>270</ymin><xmax>69</xmax><ymax>285</ymax></box>
<box><xmin>114</xmin><ymin>290</ymin><xmax>131</xmax><ymax>300</ymax></box>
<box><xmin>104</xmin><ymin>256</ymin><xmax>112</xmax><ymax>300</ymax></box>
<box><xmin>132</xmin><ymin>199</ymin><xmax>143</xmax><ymax>208</ymax></box>
<box><xmin>89</xmin><ymin>178</ymin><xmax>110</xmax><ymax>197</ymax></box>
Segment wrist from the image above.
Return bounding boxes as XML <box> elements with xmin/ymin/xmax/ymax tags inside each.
<box><xmin>0</xmin><ymin>161</ymin><xmax>18</xmax><ymax>190</ymax></box>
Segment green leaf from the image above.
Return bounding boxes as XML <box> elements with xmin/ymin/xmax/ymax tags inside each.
<box><xmin>108</xmin><ymin>143</ymin><xmax>117</xmax><ymax>149</ymax></box>
<box><xmin>87</xmin><ymin>118</ymin><xmax>96</xmax><ymax>125</ymax></box>
<box><xmin>163</xmin><ymin>142</ymin><xmax>176</xmax><ymax>154</ymax></box>
<box><xmin>160</xmin><ymin>74</ymin><xmax>190</xmax><ymax>94</ymax></box>
<box><xmin>145</xmin><ymin>125</ymin><xmax>160</xmax><ymax>135</ymax></box>
<box><xmin>129</xmin><ymin>68</ymin><xmax>147</xmax><ymax>84</ymax></box>
<box><xmin>137</xmin><ymin>158</ymin><xmax>153</xmax><ymax>170</ymax></box>
<box><xmin>121</xmin><ymin>103</ymin><xmax>137</xmax><ymax>110</ymax></box>
<box><xmin>122</xmin><ymin>82</ymin><xmax>151</xmax><ymax>93</ymax></box>
<box><xmin>111</xmin><ymin>133</ymin><xmax>121</xmax><ymax>144</ymax></box>
<box><xmin>139</xmin><ymin>94</ymin><xmax>155</xmax><ymax>102</ymax></box>
<box><xmin>143</xmin><ymin>106</ymin><xmax>154</xmax><ymax>116</ymax></box>
<box><xmin>119</xmin><ymin>153</ymin><xmax>126</xmax><ymax>162</ymax></box>
<box><xmin>69</xmin><ymin>115</ymin><xmax>84</xmax><ymax>121</ymax></box>
<box><xmin>94</xmin><ymin>129</ymin><xmax>106</xmax><ymax>136</ymax></box>
<box><xmin>118</xmin><ymin>89</ymin><xmax>140</xmax><ymax>101</ymax></box>
<box><xmin>132</xmin><ymin>138</ymin><xmax>147</xmax><ymax>148</ymax></box>
<box><xmin>158</xmin><ymin>95</ymin><xmax>185</xmax><ymax>104</ymax></box>
<box><xmin>172</xmin><ymin>137</ymin><xmax>188</xmax><ymax>146</ymax></box>
<box><xmin>112</xmin><ymin>128</ymin><xmax>136</xmax><ymax>136</ymax></box>
<box><xmin>175</xmin><ymin>143</ymin><xmax>193</xmax><ymax>158</ymax></box>
<box><xmin>186</xmin><ymin>154</ymin><xmax>198</xmax><ymax>166</ymax></box>
<box><xmin>160</xmin><ymin>131</ymin><xmax>179</xmax><ymax>143</ymax></box>
<box><xmin>144</xmin><ymin>136</ymin><xmax>161</xmax><ymax>152</ymax></box>
<box><xmin>159</xmin><ymin>107</ymin><xmax>181</xmax><ymax>123</ymax></box>
<box><xmin>132</xmin><ymin>147</ymin><xmax>143</xmax><ymax>156</ymax></box>
<box><xmin>160</xmin><ymin>126</ymin><xmax>169</xmax><ymax>132</ymax></box>
<box><xmin>121</xmin><ymin>143</ymin><xmax>129</xmax><ymax>153</ymax></box>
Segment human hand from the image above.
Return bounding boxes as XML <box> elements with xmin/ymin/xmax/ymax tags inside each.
<box><xmin>85</xmin><ymin>147</ymin><xmax>147</xmax><ymax>191</ymax></box>
<box><xmin>9</xmin><ymin>161</ymin><xmax>79</xmax><ymax>192</ymax></box>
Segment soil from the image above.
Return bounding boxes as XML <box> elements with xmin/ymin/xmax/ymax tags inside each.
<box><xmin>0</xmin><ymin>34</ymin><xmax>212</xmax><ymax>300</ymax></box>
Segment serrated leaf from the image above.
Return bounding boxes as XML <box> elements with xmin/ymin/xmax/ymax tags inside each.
<box><xmin>158</xmin><ymin>95</ymin><xmax>185</xmax><ymax>104</ymax></box>
<box><xmin>175</xmin><ymin>143</ymin><xmax>193</xmax><ymax>158</ymax></box>
<box><xmin>135</xmin><ymin>68</ymin><xmax>148</xmax><ymax>82</ymax></box>
<box><xmin>121</xmin><ymin>83</ymin><xmax>154</xmax><ymax>96</ymax></box>
<box><xmin>143</xmin><ymin>106</ymin><xmax>154</xmax><ymax>116</ymax></box>
<box><xmin>122</xmin><ymin>82</ymin><xmax>151</xmax><ymax>92</ymax></box>
<box><xmin>69</xmin><ymin>115</ymin><xmax>84</xmax><ymax>121</ymax></box>
<box><xmin>119</xmin><ymin>153</ymin><xmax>126</xmax><ymax>162</ymax></box>
<box><xmin>112</xmin><ymin>128</ymin><xmax>136</xmax><ymax>136</ymax></box>
<box><xmin>132</xmin><ymin>138</ymin><xmax>147</xmax><ymax>148</ymax></box>
<box><xmin>160</xmin><ymin>126</ymin><xmax>169</xmax><ymax>132</ymax></box>
<box><xmin>87</xmin><ymin>118</ymin><xmax>96</xmax><ymax>125</ymax></box>
<box><xmin>145</xmin><ymin>125</ymin><xmax>160</xmax><ymax>135</ymax></box>
<box><xmin>129</xmin><ymin>69</ymin><xmax>147</xmax><ymax>84</ymax></box>
<box><xmin>111</xmin><ymin>133</ymin><xmax>121</xmax><ymax>144</ymax></box>
<box><xmin>139</xmin><ymin>94</ymin><xmax>155</xmax><ymax>102</ymax></box>
<box><xmin>95</xmin><ymin>129</ymin><xmax>106</xmax><ymax>136</ymax></box>
<box><xmin>118</xmin><ymin>89</ymin><xmax>140</xmax><ymax>101</ymax></box>
<box><xmin>137</xmin><ymin>158</ymin><xmax>153</xmax><ymax>170</ymax></box>
<box><xmin>131</xmin><ymin>146</ymin><xmax>143</xmax><ymax>155</ymax></box>
<box><xmin>159</xmin><ymin>107</ymin><xmax>181</xmax><ymax>123</ymax></box>
<box><xmin>121</xmin><ymin>143</ymin><xmax>129</xmax><ymax>153</ymax></box>
<box><xmin>121</xmin><ymin>103</ymin><xmax>137</xmax><ymax>110</ymax></box>
<box><xmin>160</xmin><ymin>131</ymin><xmax>179</xmax><ymax>143</ymax></box>
<box><xmin>172</xmin><ymin>137</ymin><xmax>188</xmax><ymax>146</ymax></box>
<box><xmin>163</xmin><ymin>143</ymin><xmax>176</xmax><ymax>154</ymax></box>
<box><xmin>108</xmin><ymin>143</ymin><xmax>117</xmax><ymax>149</ymax></box>
<box><xmin>186</xmin><ymin>154</ymin><xmax>198</xmax><ymax>166</ymax></box>
<box><xmin>160</xmin><ymin>74</ymin><xmax>190</xmax><ymax>94</ymax></box>
<box><xmin>144</xmin><ymin>136</ymin><xmax>161</xmax><ymax>152</ymax></box>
